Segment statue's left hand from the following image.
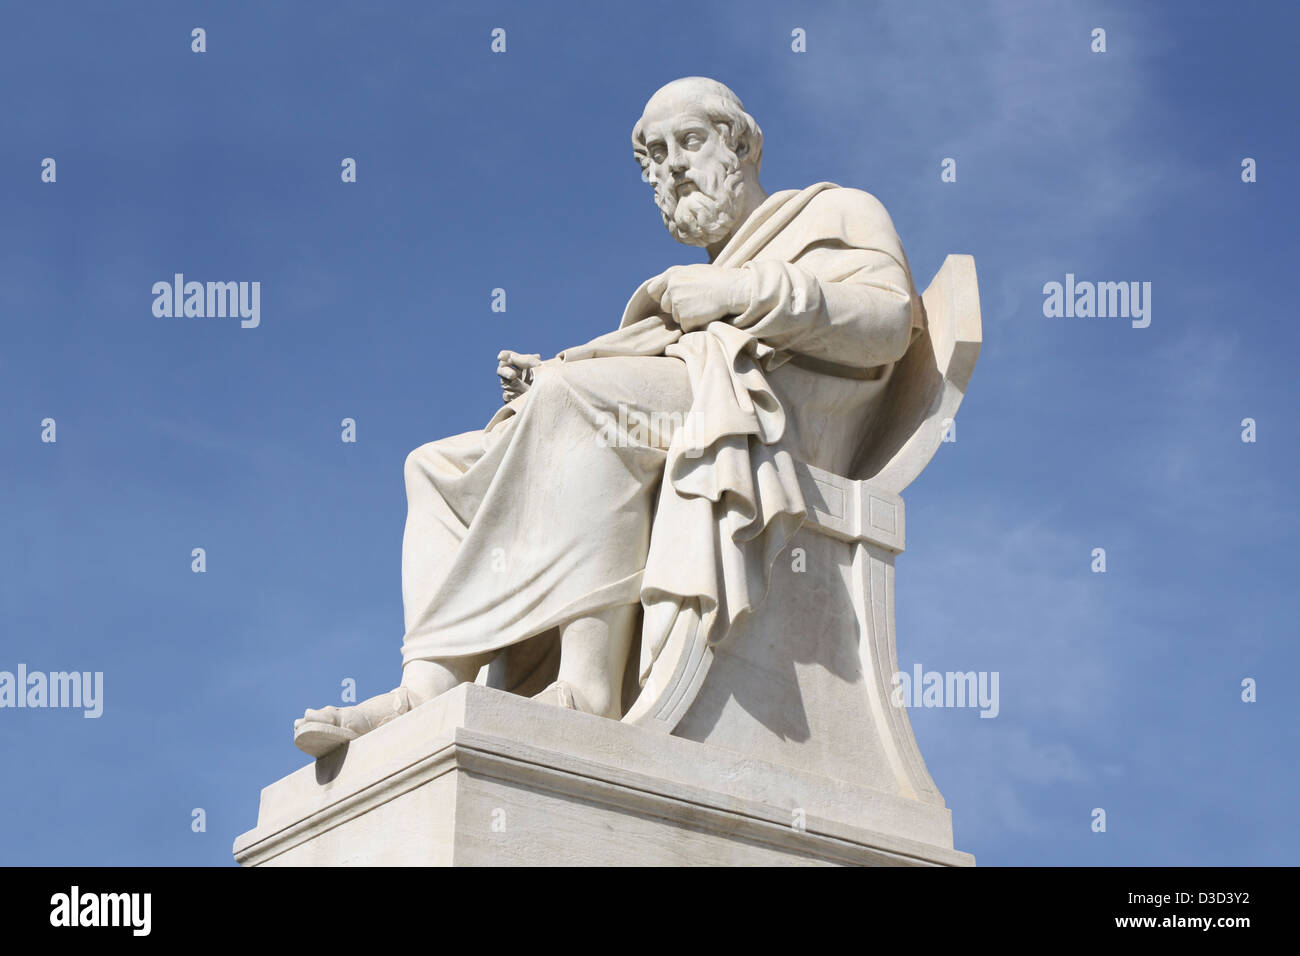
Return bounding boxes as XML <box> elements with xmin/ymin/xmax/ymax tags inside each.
<box><xmin>645</xmin><ymin>265</ymin><xmax>752</xmax><ymax>332</ymax></box>
<box><xmin>497</xmin><ymin>350</ymin><xmax>543</xmax><ymax>403</ymax></box>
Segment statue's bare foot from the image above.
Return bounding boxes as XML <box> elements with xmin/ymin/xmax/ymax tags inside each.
<box><xmin>532</xmin><ymin>680</ymin><xmax>597</xmax><ymax>715</ymax></box>
<box><xmin>293</xmin><ymin>687</ymin><xmax>417</xmax><ymax>758</ymax></box>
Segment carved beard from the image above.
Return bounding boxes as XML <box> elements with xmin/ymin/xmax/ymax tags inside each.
<box><xmin>654</xmin><ymin>152</ymin><xmax>747</xmax><ymax>247</ymax></box>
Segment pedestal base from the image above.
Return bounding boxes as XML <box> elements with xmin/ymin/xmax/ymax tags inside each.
<box><xmin>233</xmin><ymin>683</ymin><xmax>973</xmax><ymax>866</ymax></box>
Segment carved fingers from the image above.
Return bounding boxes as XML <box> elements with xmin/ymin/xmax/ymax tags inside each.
<box><xmin>645</xmin><ymin>264</ymin><xmax>751</xmax><ymax>332</ymax></box>
<box><xmin>497</xmin><ymin>350</ymin><xmax>542</xmax><ymax>403</ymax></box>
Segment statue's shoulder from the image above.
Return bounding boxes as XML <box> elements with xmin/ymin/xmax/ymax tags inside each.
<box><xmin>802</xmin><ymin>184</ymin><xmax>894</xmax><ymax>222</ymax></box>
<box><xmin>790</xmin><ymin>184</ymin><xmax>904</xmax><ymax>250</ymax></box>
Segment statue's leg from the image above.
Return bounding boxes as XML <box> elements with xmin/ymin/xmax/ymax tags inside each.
<box><xmin>293</xmin><ymin>430</ymin><xmax>496</xmax><ymax>758</ymax></box>
<box><xmin>401</xmin><ymin>430</ymin><xmax>492</xmax><ymax>637</ymax></box>
<box><xmin>399</xmin><ymin>357</ymin><xmax>692</xmax><ymax>664</ymax></box>
<box><xmin>539</xmin><ymin>604</ymin><xmax>638</xmax><ymax>719</ymax></box>
<box><xmin>295</xmin><ymin>356</ymin><xmax>692</xmax><ymax>755</ymax></box>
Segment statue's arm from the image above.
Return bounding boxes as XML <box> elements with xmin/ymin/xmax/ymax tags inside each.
<box><xmin>733</xmin><ymin>247</ymin><xmax>915</xmax><ymax>369</ymax></box>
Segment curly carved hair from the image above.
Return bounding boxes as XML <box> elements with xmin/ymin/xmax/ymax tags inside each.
<box><xmin>631</xmin><ymin>77</ymin><xmax>764</xmax><ymax>177</ymax></box>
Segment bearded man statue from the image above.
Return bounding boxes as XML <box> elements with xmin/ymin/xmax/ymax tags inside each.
<box><xmin>293</xmin><ymin>76</ymin><xmax>923</xmax><ymax>758</ymax></box>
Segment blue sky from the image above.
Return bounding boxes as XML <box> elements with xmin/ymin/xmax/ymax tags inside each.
<box><xmin>1</xmin><ymin>0</ymin><xmax>1296</xmax><ymax>865</ymax></box>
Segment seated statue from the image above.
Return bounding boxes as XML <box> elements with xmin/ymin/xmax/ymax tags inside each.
<box><xmin>294</xmin><ymin>75</ymin><xmax>924</xmax><ymax>758</ymax></box>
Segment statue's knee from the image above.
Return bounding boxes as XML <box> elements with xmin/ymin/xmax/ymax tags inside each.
<box><xmin>404</xmin><ymin>442</ymin><xmax>448</xmax><ymax>495</ymax></box>
<box><xmin>403</xmin><ymin>447</ymin><xmax>426</xmax><ymax>487</ymax></box>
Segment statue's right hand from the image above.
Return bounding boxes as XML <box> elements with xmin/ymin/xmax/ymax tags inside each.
<box><xmin>497</xmin><ymin>350</ymin><xmax>543</xmax><ymax>403</ymax></box>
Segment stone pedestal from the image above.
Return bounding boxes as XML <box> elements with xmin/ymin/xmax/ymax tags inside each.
<box><xmin>234</xmin><ymin>683</ymin><xmax>972</xmax><ymax>866</ymax></box>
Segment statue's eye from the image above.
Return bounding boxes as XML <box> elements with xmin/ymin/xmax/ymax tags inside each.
<box><xmin>650</xmin><ymin>147</ymin><xmax>667</xmax><ymax>163</ymax></box>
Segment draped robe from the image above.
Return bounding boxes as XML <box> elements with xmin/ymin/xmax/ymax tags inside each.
<box><xmin>399</xmin><ymin>183</ymin><xmax>923</xmax><ymax>687</ymax></box>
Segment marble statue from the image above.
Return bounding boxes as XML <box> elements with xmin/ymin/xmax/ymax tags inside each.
<box><xmin>293</xmin><ymin>75</ymin><xmax>959</xmax><ymax>762</ymax></box>
<box><xmin>239</xmin><ymin>75</ymin><xmax>981</xmax><ymax>867</ymax></box>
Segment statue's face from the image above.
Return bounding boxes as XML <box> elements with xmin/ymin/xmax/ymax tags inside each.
<box><xmin>640</xmin><ymin>108</ymin><xmax>748</xmax><ymax>247</ymax></box>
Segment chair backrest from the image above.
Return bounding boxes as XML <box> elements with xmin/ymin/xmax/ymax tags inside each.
<box><xmin>848</xmin><ymin>254</ymin><xmax>982</xmax><ymax>494</ymax></box>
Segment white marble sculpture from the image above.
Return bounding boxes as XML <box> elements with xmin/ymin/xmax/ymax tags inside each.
<box><xmin>250</xmin><ymin>77</ymin><xmax>981</xmax><ymax>866</ymax></box>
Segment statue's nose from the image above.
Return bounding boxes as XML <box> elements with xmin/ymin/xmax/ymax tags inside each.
<box><xmin>667</xmin><ymin>143</ymin><xmax>687</xmax><ymax>173</ymax></box>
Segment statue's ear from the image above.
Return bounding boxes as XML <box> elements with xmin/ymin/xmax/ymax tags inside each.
<box><xmin>721</xmin><ymin>120</ymin><xmax>750</xmax><ymax>162</ymax></box>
